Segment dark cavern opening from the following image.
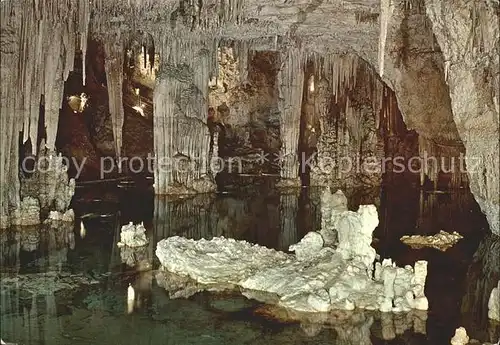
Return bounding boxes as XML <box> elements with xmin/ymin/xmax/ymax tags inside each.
<box><xmin>1</xmin><ymin>1</ymin><xmax>499</xmax><ymax>345</ymax></box>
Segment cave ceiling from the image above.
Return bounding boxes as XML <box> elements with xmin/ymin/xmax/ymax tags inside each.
<box><xmin>1</xmin><ymin>0</ymin><xmax>381</xmax><ymax>67</ymax></box>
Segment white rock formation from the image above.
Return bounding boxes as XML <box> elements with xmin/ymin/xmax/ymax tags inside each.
<box><xmin>400</xmin><ymin>231</ymin><xmax>464</xmax><ymax>252</ymax></box>
<box><xmin>319</xmin><ymin>188</ymin><xmax>348</xmax><ymax>246</ymax></box>
<box><xmin>10</xmin><ymin>197</ymin><xmax>40</xmax><ymax>226</ymax></box>
<box><xmin>450</xmin><ymin>327</ymin><xmax>469</xmax><ymax>345</ymax></box>
<box><xmin>117</xmin><ymin>222</ymin><xmax>149</xmax><ymax>248</ymax></box>
<box><xmin>321</xmin><ymin>188</ymin><xmax>378</xmax><ymax>267</ymax></box>
<box><xmin>288</xmin><ymin>232</ymin><xmax>324</xmax><ymax>262</ymax></box>
<box><xmin>488</xmin><ymin>281</ymin><xmax>500</xmax><ymax>321</ymax></box>
<box><xmin>335</xmin><ymin>204</ymin><xmax>378</xmax><ymax>268</ymax></box>
<box><xmin>156</xmin><ymin>190</ymin><xmax>428</xmax><ymax>314</ymax></box>
<box><xmin>45</xmin><ymin>209</ymin><xmax>75</xmax><ymax>223</ymax></box>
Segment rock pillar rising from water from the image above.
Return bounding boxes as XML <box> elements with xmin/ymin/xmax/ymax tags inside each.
<box><xmin>277</xmin><ymin>48</ymin><xmax>304</xmax><ymax>182</ymax></box>
<box><xmin>153</xmin><ymin>36</ymin><xmax>218</xmax><ymax>194</ymax></box>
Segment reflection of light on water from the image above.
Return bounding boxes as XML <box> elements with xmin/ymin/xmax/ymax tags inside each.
<box><xmin>127</xmin><ymin>284</ymin><xmax>135</xmax><ymax>314</ymax></box>
<box><xmin>80</xmin><ymin>220</ymin><xmax>86</xmax><ymax>239</ymax></box>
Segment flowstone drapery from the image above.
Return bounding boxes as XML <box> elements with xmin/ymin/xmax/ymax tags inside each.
<box><xmin>153</xmin><ymin>36</ymin><xmax>218</xmax><ymax>194</ymax></box>
<box><xmin>0</xmin><ymin>1</ymin><xmax>85</xmax><ymax>227</ymax></box>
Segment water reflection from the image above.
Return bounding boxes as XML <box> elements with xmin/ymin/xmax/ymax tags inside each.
<box><xmin>153</xmin><ymin>187</ymin><xmax>378</xmax><ymax>252</ymax></box>
<box><xmin>0</xmin><ymin>221</ymin><xmax>98</xmax><ymax>345</ymax></box>
<box><xmin>461</xmin><ymin>234</ymin><xmax>500</xmax><ymax>343</ymax></box>
<box><xmin>0</xmin><ymin>184</ymin><xmax>497</xmax><ymax>345</ymax></box>
<box><xmin>1</xmin><ymin>221</ymin><xmax>75</xmax><ymax>274</ymax></box>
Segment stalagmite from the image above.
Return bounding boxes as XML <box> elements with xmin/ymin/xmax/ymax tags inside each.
<box><xmin>277</xmin><ymin>48</ymin><xmax>304</xmax><ymax>180</ymax></box>
<box><xmin>117</xmin><ymin>222</ymin><xmax>149</xmax><ymax>248</ymax></box>
<box><xmin>450</xmin><ymin>327</ymin><xmax>469</xmax><ymax>345</ymax></box>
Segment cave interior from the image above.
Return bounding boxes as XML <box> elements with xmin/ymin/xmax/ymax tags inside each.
<box><xmin>0</xmin><ymin>0</ymin><xmax>499</xmax><ymax>344</ymax></box>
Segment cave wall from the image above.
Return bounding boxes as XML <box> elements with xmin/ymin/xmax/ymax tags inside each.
<box><xmin>307</xmin><ymin>54</ymin><xmax>391</xmax><ymax>188</ymax></box>
<box><xmin>379</xmin><ymin>0</ymin><xmax>467</xmax><ymax>187</ymax></box>
<box><xmin>56</xmin><ymin>38</ymin><xmax>154</xmax><ymax>181</ymax></box>
<box><xmin>1</xmin><ymin>0</ymin><xmax>498</xmax><ymax>233</ymax></box>
<box><xmin>424</xmin><ymin>0</ymin><xmax>499</xmax><ymax>235</ymax></box>
<box><xmin>379</xmin><ymin>0</ymin><xmax>498</xmax><ymax>234</ymax></box>
<box><xmin>209</xmin><ymin>46</ymin><xmax>282</xmax><ymax>183</ymax></box>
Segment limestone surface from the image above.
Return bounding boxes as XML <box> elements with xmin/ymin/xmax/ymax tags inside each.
<box><xmin>117</xmin><ymin>222</ymin><xmax>149</xmax><ymax>248</ymax></box>
<box><xmin>288</xmin><ymin>232</ymin><xmax>324</xmax><ymax>261</ymax></box>
<box><xmin>488</xmin><ymin>281</ymin><xmax>500</xmax><ymax>321</ymax></box>
<box><xmin>450</xmin><ymin>327</ymin><xmax>469</xmax><ymax>345</ymax></box>
<box><xmin>400</xmin><ymin>230</ymin><xmax>463</xmax><ymax>252</ymax></box>
<box><xmin>10</xmin><ymin>197</ymin><xmax>40</xmax><ymax>226</ymax></box>
<box><xmin>156</xmin><ymin>190</ymin><xmax>428</xmax><ymax>314</ymax></box>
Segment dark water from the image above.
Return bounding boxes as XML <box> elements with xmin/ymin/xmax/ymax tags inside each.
<box><xmin>1</xmin><ymin>181</ymin><xmax>499</xmax><ymax>345</ymax></box>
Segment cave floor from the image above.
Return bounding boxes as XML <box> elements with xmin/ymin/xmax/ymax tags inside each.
<box><xmin>1</xmin><ymin>181</ymin><xmax>499</xmax><ymax>345</ymax></box>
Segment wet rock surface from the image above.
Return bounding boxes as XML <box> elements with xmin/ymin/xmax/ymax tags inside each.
<box><xmin>155</xmin><ymin>189</ymin><xmax>429</xmax><ymax>314</ymax></box>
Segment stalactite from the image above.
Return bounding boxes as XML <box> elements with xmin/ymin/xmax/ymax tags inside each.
<box><xmin>379</xmin><ymin>0</ymin><xmax>395</xmax><ymax>77</ymax></box>
<box><xmin>104</xmin><ymin>35</ymin><xmax>126</xmax><ymax>157</ymax></box>
<box><xmin>43</xmin><ymin>25</ymin><xmax>65</xmax><ymax>150</ymax></box>
<box><xmin>310</xmin><ymin>53</ymin><xmax>408</xmax><ymax>187</ymax></box>
<box><xmin>234</xmin><ymin>40</ymin><xmax>249</xmax><ymax>84</ymax></box>
<box><xmin>317</xmin><ymin>54</ymin><xmax>360</xmax><ymax>183</ymax></box>
<box><xmin>1</xmin><ymin>0</ymin><xmax>88</xmax><ymax>227</ymax></box>
<box><xmin>210</xmin><ymin>130</ymin><xmax>220</xmax><ymax>176</ymax></box>
<box><xmin>79</xmin><ymin>0</ymin><xmax>91</xmax><ymax>86</ymax></box>
<box><xmin>277</xmin><ymin>47</ymin><xmax>305</xmax><ymax>180</ymax></box>
<box><xmin>418</xmin><ymin>136</ymin><xmax>466</xmax><ymax>189</ymax></box>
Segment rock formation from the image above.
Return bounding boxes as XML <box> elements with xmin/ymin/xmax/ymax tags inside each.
<box><xmin>155</xmin><ymin>189</ymin><xmax>429</xmax><ymax>314</ymax></box>
<box><xmin>425</xmin><ymin>0</ymin><xmax>499</xmax><ymax>235</ymax></box>
<box><xmin>488</xmin><ymin>281</ymin><xmax>500</xmax><ymax>321</ymax></box>
<box><xmin>117</xmin><ymin>222</ymin><xmax>149</xmax><ymax>248</ymax></box>
<box><xmin>0</xmin><ymin>0</ymin><xmax>498</xmax><ymax>234</ymax></box>
<box><xmin>450</xmin><ymin>326</ymin><xmax>470</xmax><ymax>345</ymax></box>
<box><xmin>400</xmin><ymin>230</ymin><xmax>464</xmax><ymax>251</ymax></box>
<box><xmin>380</xmin><ymin>0</ymin><xmax>499</xmax><ymax>233</ymax></box>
